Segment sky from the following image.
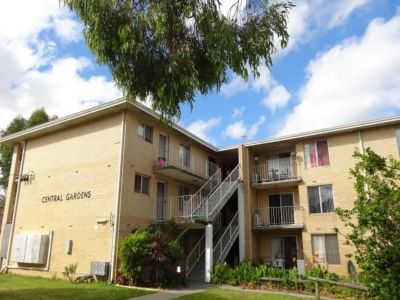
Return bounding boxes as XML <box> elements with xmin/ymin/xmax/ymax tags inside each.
<box><xmin>0</xmin><ymin>0</ymin><xmax>399</xmax><ymax>148</ymax></box>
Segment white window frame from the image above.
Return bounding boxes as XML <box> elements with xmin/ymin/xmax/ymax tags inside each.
<box><xmin>396</xmin><ymin>128</ymin><xmax>400</xmax><ymax>155</ymax></box>
<box><xmin>138</xmin><ymin>123</ymin><xmax>152</xmax><ymax>143</ymax></box>
<box><xmin>304</xmin><ymin>140</ymin><xmax>330</xmax><ymax>168</ymax></box>
<box><xmin>134</xmin><ymin>173</ymin><xmax>150</xmax><ymax>195</ymax></box>
<box><xmin>307</xmin><ymin>184</ymin><xmax>334</xmax><ymax>214</ymax></box>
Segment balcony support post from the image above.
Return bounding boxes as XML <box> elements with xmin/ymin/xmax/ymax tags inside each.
<box><xmin>204</xmin><ymin>223</ymin><xmax>213</xmax><ymax>283</ymax></box>
<box><xmin>238</xmin><ymin>182</ymin><xmax>245</xmax><ymax>262</ymax></box>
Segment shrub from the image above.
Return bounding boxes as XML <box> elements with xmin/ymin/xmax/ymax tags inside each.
<box><xmin>62</xmin><ymin>263</ymin><xmax>78</xmax><ymax>282</ymax></box>
<box><xmin>118</xmin><ymin>221</ymin><xmax>185</xmax><ymax>287</ymax></box>
<box><xmin>213</xmin><ymin>261</ymin><xmax>364</xmax><ymax>298</ymax></box>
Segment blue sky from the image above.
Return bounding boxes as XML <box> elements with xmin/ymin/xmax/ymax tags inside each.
<box><xmin>0</xmin><ymin>0</ymin><xmax>399</xmax><ymax>148</ymax></box>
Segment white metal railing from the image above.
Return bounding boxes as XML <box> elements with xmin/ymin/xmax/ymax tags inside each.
<box><xmin>185</xmin><ymin>212</ymin><xmax>222</xmax><ymax>277</ymax></box>
<box><xmin>250</xmin><ymin>158</ymin><xmax>298</xmax><ymax>184</ymax></box>
<box><xmin>213</xmin><ymin>212</ymin><xmax>239</xmax><ymax>264</ymax></box>
<box><xmin>155</xmin><ymin>195</ymin><xmax>192</xmax><ymax>221</ymax></box>
<box><xmin>204</xmin><ymin>165</ymin><xmax>240</xmax><ymax>221</ymax></box>
<box><xmin>252</xmin><ymin>206</ymin><xmax>304</xmax><ymax>227</ymax></box>
<box><xmin>185</xmin><ymin>234</ymin><xmax>205</xmax><ymax>277</ymax></box>
<box><xmin>154</xmin><ymin>144</ymin><xmax>218</xmax><ymax>180</ymax></box>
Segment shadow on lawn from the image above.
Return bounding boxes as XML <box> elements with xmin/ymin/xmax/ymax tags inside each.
<box><xmin>0</xmin><ymin>287</ymin><xmax>150</xmax><ymax>300</ymax></box>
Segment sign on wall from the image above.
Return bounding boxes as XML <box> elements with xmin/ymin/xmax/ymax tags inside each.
<box><xmin>41</xmin><ymin>191</ymin><xmax>91</xmax><ymax>203</ymax></box>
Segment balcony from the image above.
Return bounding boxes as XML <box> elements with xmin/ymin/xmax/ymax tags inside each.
<box><xmin>250</xmin><ymin>158</ymin><xmax>301</xmax><ymax>189</ymax></box>
<box><xmin>154</xmin><ymin>195</ymin><xmax>204</xmax><ymax>226</ymax></box>
<box><xmin>153</xmin><ymin>145</ymin><xmax>218</xmax><ymax>186</ymax></box>
<box><xmin>252</xmin><ymin>206</ymin><xmax>304</xmax><ymax>230</ymax></box>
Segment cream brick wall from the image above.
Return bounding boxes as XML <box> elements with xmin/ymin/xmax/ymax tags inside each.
<box><xmin>248</xmin><ymin>125</ymin><xmax>400</xmax><ymax>276</ymax></box>
<box><xmin>8</xmin><ymin>113</ymin><xmax>123</xmax><ymax>278</ymax></box>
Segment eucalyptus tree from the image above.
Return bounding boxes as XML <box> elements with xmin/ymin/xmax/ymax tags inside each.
<box><xmin>62</xmin><ymin>0</ymin><xmax>293</xmax><ymax>120</ymax></box>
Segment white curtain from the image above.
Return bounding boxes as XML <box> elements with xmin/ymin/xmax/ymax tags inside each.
<box><xmin>312</xmin><ymin>235</ymin><xmax>326</xmax><ymax>262</ymax></box>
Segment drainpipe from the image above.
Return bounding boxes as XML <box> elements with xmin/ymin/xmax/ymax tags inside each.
<box><xmin>358</xmin><ymin>131</ymin><xmax>365</xmax><ymax>154</ymax></box>
<box><xmin>5</xmin><ymin>141</ymin><xmax>26</xmax><ymax>270</ymax></box>
<box><xmin>109</xmin><ymin>110</ymin><xmax>127</xmax><ymax>283</ymax></box>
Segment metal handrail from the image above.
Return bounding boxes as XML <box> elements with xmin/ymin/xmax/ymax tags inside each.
<box><xmin>250</xmin><ymin>158</ymin><xmax>298</xmax><ymax>183</ymax></box>
<box><xmin>190</xmin><ymin>168</ymin><xmax>221</xmax><ymax>218</ymax></box>
<box><xmin>206</xmin><ymin>165</ymin><xmax>240</xmax><ymax>219</ymax></box>
<box><xmin>185</xmin><ymin>212</ymin><xmax>222</xmax><ymax>277</ymax></box>
<box><xmin>252</xmin><ymin>206</ymin><xmax>304</xmax><ymax>226</ymax></box>
<box><xmin>154</xmin><ymin>144</ymin><xmax>219</xmax><ymax>180</ymax></box>
<box><xmin>185</xmin><ymin>234</ymin><xmax>205</xmax><ymax>277</ymax></box>
<box><xmin>213</xmin><ymin>211</ymin><xmax>239</xmax><ymax>264</ymax></box>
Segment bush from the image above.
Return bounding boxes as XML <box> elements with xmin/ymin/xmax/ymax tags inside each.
<box><xmin>212</xmin><ymin>261</ymin><xmax>364</xmax><ymax>298</ymax></box>
<box><xmin>119</xmin><ymin>221</ymin><xmax>185</xmax><ymax>287</ymax></box>
<box><xmin>62</xmin><ymin>263</ymin><xmax>78</xmax><ymax>282</ymax></box>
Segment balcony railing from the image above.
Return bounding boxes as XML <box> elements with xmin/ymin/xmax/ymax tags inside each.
<box><xmin>252</xmin><ymin>206</ymin><xmax>304</xmax><ymax>228</ymax></box>
<box><xmin>154</xmin><ymin>145</ymin><xmax>218</xmax><ymax>180</ymax></box>
<box><xmin>155</xmin><ymin>195</ymin><xmax>193</xmax><ymax>221</ymax></box>
<box><xmin>250</xmin><ymin>158</ymin><xmax>299</xmax><ymax>184</ymax></box>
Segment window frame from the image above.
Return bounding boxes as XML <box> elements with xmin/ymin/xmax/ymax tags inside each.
<box><xmin>307</xmin><ymin>184</ymin><xmax>334</xmax><ymax>214</ymax></box>
<box><xmin>304</xmin><ymin>140</ymin><xmax>330</xmax><ymax>168</ymax></box>
<box><xmin>134</xmin><ymin>173</ymin><xmax>151</xmax><ymax>195</ymax></box>
<box><xmin>396</xmin><ymin>128</ymin><xmax>400</xmax><ymax>155</ymax></box>
<box><xmin>179</xmin><ymin>144</ymin><xmax>191</xmax><ymax>168</ymax></box>
<box><xmin>137</xmin><ymin>122</ymin><xmax>153</xmax><ymax>144</ymax></box>
<box><xmin>311</xmin><ymin>234</ymin><xmax>340</xmax><ymax>265</ymax></box>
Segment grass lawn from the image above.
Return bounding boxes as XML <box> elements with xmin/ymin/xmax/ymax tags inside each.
<box><xmin>176</xmin><ymin>288</ymin><xmax>311</xmax><ymax>300</ymax></box>
<box><xmin>0</xmin><ymin>273</ymin><xmax>154</xmax><ymax>300</ymax></box>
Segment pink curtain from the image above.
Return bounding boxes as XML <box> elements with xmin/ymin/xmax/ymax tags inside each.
<box><xmin>317</xmin><ymin>141</ymin><xmax>330</xmax><ymax>166</ymax></box>
<box><xmin>309</xmin><ymin>143</ymin><xmax>318</xmax><ymax>167</ymax></box>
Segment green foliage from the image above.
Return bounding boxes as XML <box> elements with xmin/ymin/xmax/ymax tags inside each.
<box><xmin>62</xmin><ymin>0</ymin><xmax>293</xmax><ymax>121</ymax></box>
<box><xmin>119</xmin><ymin>221</ymin><xmax>184</xmax><ymax>287</ymax></box>
<box><xmin>0</xmin><ymin>109</ymin><xmax>56</xmax><ymax>189</ymax></box>
<box><xmin>336</xmin><ymin>148</ymin><xmax>400</xmax><ymax>299</ymax></box>
<box><xmin>0</xmin><ymin>116</ymin><xmax>27</xmax><ymax>189</ymax></box>
<box><xmin>62</xmin><ymin>263</ymin><xmax>78</xmax><ymax>282</ymax></box>
<box><xmin>212</xmin><ymin>262</ymin><xmax>363</xmax><ymax>298</ymax></box>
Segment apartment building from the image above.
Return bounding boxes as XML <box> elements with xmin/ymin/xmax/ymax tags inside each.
<box><xmin>0</xmin><ymin>98</ymin><xmax>399</xmax><ymax>282</ymax></box>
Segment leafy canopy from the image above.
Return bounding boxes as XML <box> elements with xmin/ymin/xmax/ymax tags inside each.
<box><xmin>336</xmin><ymin>149</ymin><xmax>400</xmax><ymax>299</ymax></box>
<box><xmin>62</xmin><ymin>0</ymin><xmax>293</xmax><ymax>120</ymax></box>
<box><xmin>0</xmin><ymin>108</ymin><xmax>56</xmax><ymax>189</ymax></box>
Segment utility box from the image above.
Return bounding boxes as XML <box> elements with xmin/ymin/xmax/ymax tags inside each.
<box><xmin>64</xmin><ymin>240</ymin><xmax>73</xmax><ymax>254</ymax></box>
<box><xmin>90</xmin><ymin>261</ymin><xmax>110</xmax><ymax>276</ymax></box>
<box><xmin>11</xmin><ymin>233</ymin><xmax>49</xmax><ymax>264</ymax></box>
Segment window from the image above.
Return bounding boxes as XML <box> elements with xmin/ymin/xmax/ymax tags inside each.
<box><xmin>308</xmin><ymin>185</ymin><xmax>334</xmax><ymax>213</ymax></box>
<box><xmin>304</xmin><ymin>140</ymin><xmax>330</xmax><ymax>168</ymax></box>
<box><xmin>179</xmin><ymin>144</ymin><xmax>190</xmax><ymax>167</ymax></box>
<box><xmin>178</xmin><ymin>186</ymin><xmax>190</xmax><ymax>212</ymax></box>
<box><xmin>134</xmin><ymin>174</ymin><xmax>150</xmax><ymax>195</ymax></box>
<box><xmin>137</xmin><ymin>123</ymin><xmax>152</xmax><ymax>143</ymax></box>
<box><xmin>396</xmin><ymin>129</ymin><xmax>400</xmax><ymax>154</ymax></box>
<box><xmin>312</xmin><ymin>234</ymin><xmax>340</xmax><ymax>264</ymax></box>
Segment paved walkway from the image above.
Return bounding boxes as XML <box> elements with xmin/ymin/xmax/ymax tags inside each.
<box><xmin>125</xmin><ymin>283</ymin><xmax>210</xmax><ymax>300</ymax></box>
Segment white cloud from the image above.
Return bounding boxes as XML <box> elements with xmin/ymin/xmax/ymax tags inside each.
<box><xmin>186</xmin><ymin>118</ymin><xmax>221</xmax><ymax>143</ymax></box>
<box><xmin>278</xmin><ymin>12</ymin><xmax>400</xmax><ymax>135</ymax></box>
<box><xmin>0</xmin><ymin>0</ymin><xmax>121</xmax><ymax>129</ymax></box>
<box><xmin>224</xmin><ymin>116</ymin><xmax>266</xmax><ymax>140</ymax></box>
<box><xmin>221</xmin><ymin>75</ymin><xmax>249</xmax><ymax>97</ymax></box>
<box><xmin>232</xmin><ymin>107</ymin><xmax>246</xmax><ymax>119</ymax></box>
<box><xmin>221</xmin><ymin>64</ymin><xmax>291</xmax><ymax>112</ymax></box>
<box><xmin>262</xmin><ymin>85</ymin><xmax>291</xmax><ymax>112</ymax></box>
<box><xmin>281</xmin><ymin>0</ymin><xmax>371</xmax><ymax>55</ymax></box>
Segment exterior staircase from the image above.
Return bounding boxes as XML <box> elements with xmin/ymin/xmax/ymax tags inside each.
<box><xmin>182</xmin><ymin>165</ymin><xmax>241</xmax><ymax>279</ymax></box>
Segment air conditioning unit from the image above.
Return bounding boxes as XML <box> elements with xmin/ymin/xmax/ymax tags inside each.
<box><xmin>90</xmin><ymin>261</ymin><xmax>110</xmax><ymax>276</ymax></box>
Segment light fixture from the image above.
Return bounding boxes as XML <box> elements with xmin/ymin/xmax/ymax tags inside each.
<box><xmin>254</xmin><ymin>155</ymin><xmax>259</xmax><ymax>162</ymax></box>
<box><xmin>176</xmin><ymin>266</ymin><xmax>181</xmax><ymax>274</ymax></box>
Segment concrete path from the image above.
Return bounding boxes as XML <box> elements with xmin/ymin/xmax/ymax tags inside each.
<box><xmin>125</xmin><ymin>283</ymin><xmax>210</xmax><ymax>300</ymax></box>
